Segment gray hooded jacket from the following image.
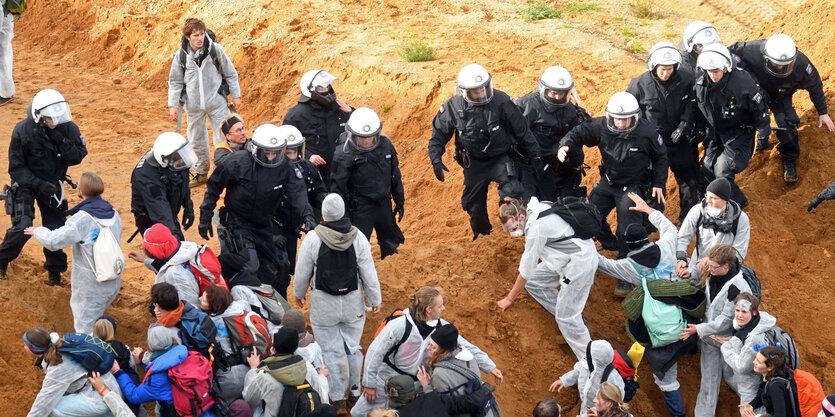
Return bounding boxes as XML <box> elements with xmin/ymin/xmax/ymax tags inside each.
<box><xmin>167</xmin><ymin>36</ymin><xmax>240</xmax><ymax>111</ymax></box>
<box><xmin>597</xmin><ymin>209</ymin><xmax>681</xmax><ymax>285</ymax></box>
<box><xmin>559</xmin><ymin>340</ymin><xmax>625</xmax><ymax>417</ymax></box>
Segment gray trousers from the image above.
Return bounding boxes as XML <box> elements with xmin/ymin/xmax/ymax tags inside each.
<box><xmin>695</xmin><ymin>337</ymin><xmax>738</xmax><ymax>417</ymax></box>
<box><xmin>186</xmin><ymin>104</ymin><xmax>230</xmax><ymax>174</ymax></box>
<box><xmin>0</xmin><ymin>13</ymin><xmax>13</xmax><ymax>98</ymax></box>
<box><xmin>312</xmin><ymin>318</ymin><xmax>365</xmax><ymax>402</ymax></box>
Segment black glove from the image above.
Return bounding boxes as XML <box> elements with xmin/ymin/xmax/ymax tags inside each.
<box><xmin>182</xmin><ymin>211</ymin><xmax>195</xmax><ymax>230</ymax></box>
<box><xmin>37</xmin><ymin>181</ymin><xmax>58</xmax><ymax>199</ymax></box>
<box><xmin>691</xmin><ymin>129</ymin><xmax>708</xmax><ymax>144</ymax></box>
<box><xmin>273</xmin><ymin>234</ymin><xmax>287</xmax><ymax>249</ymax></box>
<box><xmin>755</xmin><ymin>130</ymin><xmax>771</xmax><ymax>151</ymax></box>
<box><xmin>198</xmin><ymin>222</ymin><xmax>213</xmax><ymax>240</ymax></box>
<box><xmin>807</xmin><ymin>196</ymin><xmax>823</xmax><ymax>212</ymax></box>
<box><xmin>432</xmin><ymin>159</ymin><xmax>449</xmax><ymax>182</ymax></box>
<box><xmin>670</xmin><ymin>121</ymin><xmax>692</xmax><ymax>144</ymax></box>
<box><xmin>303</xmin><ymin>215</ymin><xmax>317</xmax><ymax>233</ymax></box>
<box><xmin>393</xmin><ymin>201</ymin><xmax>404</xmax><ymax>222</ymax></box>
<box><xmin>576</xmin><ymin>107</ymin><xmax>592</xmax><ymax>122</ymax></box>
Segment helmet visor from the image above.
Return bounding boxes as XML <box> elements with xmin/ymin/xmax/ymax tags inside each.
<box><xmin>458</xmin><ymin>82</ymin><xmax>494</xmax><ymax>106</ymax></box>
<box><xmin>765</xmin><ymin>58</ymin><xmax>795</xmax><ymax>78</ymax></box>
<box><xmin>690</xmin><ymin>27</ymin><xmax>719</xmax><ymax>52</ymax></box>
<box><xmin>40</xmin><ymin>102</ymin><xmax>72</xmax><ymax>127</ymax></box>
<box><xmin>350</xmin><ymin>134</ymin><xmax>380</xmax><ymax>152</ymax></box>
<box><xmin>605</xmin><ymin>114</ymin><xmax>639</xmax><ymax>135</ymax></box>
<box><xmin>697</xmin><ymin>51</ymin><xmax>729</xmax><ymax>71</ymax></box>
<box><xmin>254</xmin><ymin>146</ymin><xmax>286</xmax><ymax>168</ymax></box>
<box><xmin>538</xmin><ymin>81</ymin><xmax>571</xmax><ymax>108</ymax></box>
<box><xmin>168</xmin><ymin>143</ymin><xmax>198</xmax><ymax>171</ymax></box>
<box><xmin>286</xmin><ymin>143</ymin><xmax>305</xmax><ymax>160</ymax></box>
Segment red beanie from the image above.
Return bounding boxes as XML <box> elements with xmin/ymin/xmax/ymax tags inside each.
<box><xmin>142</xmin><ymin>223</ymin><xmax>179</xmax><ymax>260</ymax></box>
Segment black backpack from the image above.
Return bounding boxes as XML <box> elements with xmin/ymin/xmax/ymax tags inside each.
<box><xmin>277</xmin><ymin>381</ymin><xmax>322</xmax><ymax>417</ymax></box>
<box><xmin>536</xmin><ymin>196</ymin><xmax>603</xmax><ymax>240</ymax></box>
<box><xmin>739</xmin><ymin>264</ymin><xmax>763</xmax><ymax>300</ymax></box>
<box><xmin>314</xmin><ymin>241</ymin><xmax>359</xmax><ymax>296</ymax></box>
<box><xmin>177</xmin><ymin>29</ymin><xmax>230</xmax><ymax>99</ymax></box>
<box><xmin>434</xmin><ymin>361</ymin><xmax>499</xmax><ymax>417</ymax></box>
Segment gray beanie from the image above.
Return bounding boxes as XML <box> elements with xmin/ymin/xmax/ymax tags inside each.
<box><xmin>281</xmin><ymin>309</ymin><xmax>307</xmax><ymax>335</ymax></box>
<box><xmin>321</xmin><ymin>193</ymin><xmax>345</xmax><ymax>221</ymax></box>
<box><xmin>147</xmin><ymin>323</ymin><xmax>181</xmax><ymax>352</ymax></box>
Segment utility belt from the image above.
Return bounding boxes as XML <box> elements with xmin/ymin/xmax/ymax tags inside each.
<box><xmin>0</xmin><ymin>182</ymin><xmax>19</xmax><ymax>216</ymax></box>
<box><xmin>218</xmin><ymin>216</ymin><xmax>258</xmax><ymax>254</ymax></box>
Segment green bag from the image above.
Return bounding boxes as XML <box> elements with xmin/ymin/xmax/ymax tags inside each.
<box><xmin>5</xmin><ymin>0</ymin><xmax>27</xmax><ymax>14</ymax></box>
<box><xmin>641</xmin><ymin>274</ymin><xmax>687</xmax><ymax>348</ymax></box>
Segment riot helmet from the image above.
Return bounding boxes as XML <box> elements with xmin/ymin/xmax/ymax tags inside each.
<box><xmin>683</xmin><ymin>21</ymin><xmax>720</xmax><ymax>53</ymax></box>
<box><xmin>605</xmin><ymin>92</ymin><xmax>640</xmax><ymax>135</ymax></box>
<box><xmin>31</xmin><ymin>89</ymin><xmax>72</xmax><ymax>128</ymax></box>
<box><xmin>300</xmin><ymin>69</ymin><xmax>338</xmax><ymax>106</ymax></box>
<box><xmin>250</xmin><ymin>124</ymin><xmax>291</xmax><ymax>168</ymax></box>
<box><xmin>457</xmin><ymin>64</ymin><xmax>494</xmax><ymax>106</ymax></box>
<box><xmin>345</xmin><ymin>107</ymin><xmax>382</xmax><ymax>152</ymax></box>
<box><xmin>153</xmin><ymin>132</ymin><xmax>197</xmax><ymax>171</ymax></box>
<box><xmin>537</xmin><ymin>66</ymin><xmax>573</xmax><ymax>111</ymax></box>
<box><xmin>763</xmin><ymin>34</ymin><xmax>797</xmax><ymax>78</ymax></box>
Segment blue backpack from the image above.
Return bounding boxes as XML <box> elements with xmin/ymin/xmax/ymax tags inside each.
<box><xmin>58</xmin><ymin>333</ymin><xmax>116</xmax><ymax>374</ymax></box>
<box><xmin>178</xmin><ymin>304</ymin><xmax>217</xmax><ymax>357</ymax></box>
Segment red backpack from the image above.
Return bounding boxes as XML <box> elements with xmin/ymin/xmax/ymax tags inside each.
<box><xmin>222</xmin><ymin>311</ymin><xmax>273</xmax><ymax>359</ymax></box>
<box><xmin>186</xmin><ymin>244</ymin><xmax>228</xmax><ymax>295</ymax></box>
<box><xmin>168</xmin><ymin>351</ymin><xmax>217</xmax><ymax>417</ymax></box>
<box><xmin>793</xmin><ymin>369</ymin><xmax>825</xmax><ymax>417</ymax></box>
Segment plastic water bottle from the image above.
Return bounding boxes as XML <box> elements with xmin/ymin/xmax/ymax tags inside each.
<box><xmin>776</xmin><ymin>342</ymin><xmax>782</xmax><ymax>348</ymax></box>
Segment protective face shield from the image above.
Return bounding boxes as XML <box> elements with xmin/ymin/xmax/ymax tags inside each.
<box><xmin>763</xmin><ymin>34</ymin><xmax>797</xmax><ymax>78</ymax></box>
<box><xmin>605</xmin><ymin>92</ymin><xmax>640</xmax><ymax>135</ymax></box>
<box><xmin>250</xmin><ymin>124</ymin><xmax>292</xmax><ymax>168</ymax></box>
<box><xmin>697</xmin><ymin>43</ymin><xmax>733</xmax><ymax>73</ymax></box>
<box><xmin>153</xmin><ymin>132</ymin><xmax>197</xmax><ymax>171</ymax></box>
<box><xmin>31</xmin><ymin>89</ymin><xmax>72</xmax><ymax>128</ymax></box>
<box><xmin>537</xmin><ymin>66</ymin><xmax>574</xmax><ymax>111</ymax></box>
<box><xmin>300</xmin><ymin>69</ymin><xmax>338</xmax><ymax>106</ymax></box>
<box><xmin>647</xmin><ymin>42</ymin><xmax>682</xmax><ymax>72</ymax></box>
<box><xmin>285</xmin><ymin>129</ymin><xmax>306</xmax><ymax>161</ymax></box>
<box><xmin>457</xmin><ymin>64</ymin><xmax>494</xmax><ymax>106</ymax></box>
<box><xmin>346</xmin><ymin>107</ymin><xmax>382</xmax><ymax>152</ymax></box>
<box><xmin>683</xmin><ymin>21</ymin><xmax>720</xmax><ymax>53</ymax></box>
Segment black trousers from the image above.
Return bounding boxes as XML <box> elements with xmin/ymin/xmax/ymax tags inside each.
<box><xmin>667</xmin><ymin>140</ymin><xmax>702</xmax><ymax>223</ymax></box>
<box><xmin>770</xmin><ymin>96</ymin><xmax>801</xmax><ymax>162</ymax></box>
<box><xmin>350</xmin><ymin>197</ymin><xmax>404</xmax><ymax>259</ymax></box>
<box><xmin>221</xmin><ymin>217</ymin><xmax>291</xmax><ymax>298</ymax></box>
<box><xmin>461</xmin><ymin>154</ymin><xmax>524</xmax><ymax>238</ymax></box>
<box><xmin>0</xmin><ymin>187</ymin><xmax>67</xmax><ymax>272</ymax></box>
<box><xmin>701</xmin><ymin>129</ymin><xmax>753</xmax><ymax>207</ymax></box>
<box><xmin>588</xmin><ymin>181</ymin><xmax>645</xmax><ymax>258</ymax></box>
<box><xmin>133</xmin><ymin>213</ymin><xmax>184</xmax><ymax>241</ymax></box>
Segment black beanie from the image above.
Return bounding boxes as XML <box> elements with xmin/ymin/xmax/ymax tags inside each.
<box><xmin>221</xmin><ymin>115</ymin><xmax>242</xmax><ymax>135</ymax></box>
<box><xmin>706</xmin><ymin>178</ymin><xmax>732</xmax><ymax>201</ymax></box>
<box><xmin>623</xmin><ymin>223</ymin><xmax>649</xmax><ymax>250</ymax></box>
<box><xmin>273</xmin><ymin>326</ymin><xmax>299</xmax><ymax>355</ymax></box>
<box><xmin>310</xmin><ymin>404</ymin><xmax>338</xmax><ymax>417</ymax></box>
<box><xmin>430</xmin><ymin>323</ymin><xmax>459</xmax><ymax>351</ymax></box>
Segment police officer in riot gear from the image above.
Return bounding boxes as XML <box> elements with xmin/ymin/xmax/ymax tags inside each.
<box><xmin>694</xmin><ymin>44</ymin><xmax>770</xmax><ymax>208</ymax></box>
<box><xmin>558</xmin><ymin>92</ymin><xmax>668</xmax><ymax>296</ymax></box>
<box><xmin>428</xmin><ymin>63</ymin><xmax>541</xmax><ymax>240</ymax></box>
<box><xmin>628</xmin><ymin>42</ymin><xmax>701</xmax><ymax>224</ymax></box>
<box><xmin>515</xmin><ymin>66</ymin><xmax>590</xmax><ymax>201</ymax></box>
<box><xmin>283</xmin><ymin>69</ymin><xmax>353</xmax><ymax>185</ymax></box>
<box><xmin>729</xmin><ymin>33</ymin><xmax>834</xmax><ymax>182</ymax></box>
<box><xmin>131</xmin><ymin>132</ymin><xmax>197</xmax><ymax>242</ymax></box>
<box><xmin>331</xmin><ymin>107</ymin><xmax>405</xmax><ymax>259</ymax></box>
<box><xmin>680</xmin><ymin>21</ymin><xmax>722</xmax><ymax>72</ymax></box>
<box><xmin>198</xmin><ymin>124</ymin><xmax>308</xmax><ymax>297</ymax></box>
<box><xmin>0</xmin><ymin>89</ymin><xmax>87</xmax><ymax>285</ymax></box>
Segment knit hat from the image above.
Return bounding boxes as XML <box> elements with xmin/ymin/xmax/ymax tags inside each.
<box><xmin>273</xmin><ymin>326</ymin><xmax>299</xmax><ymax>355</ymax></box>
<box><xmin>822</xmin><ymin>395</ymin><xmax>835</xmax><ymax>417</ymax></box>
<box><xmin>227</xmin><ymin>399</ymin><xmax>254</xmax><ymax>417</ymax></box>
<box><xmin>310</xmin><ymin>404</ymin><xmax>338</xmax><ymax>417</ymax></box>
<box><xmin>706</xmin><ymin>178</ymin><xmax>732</xmax><ymax>201</ymax></box>
<box><xmin>321</xmin><ymin>193</ymin><xmax>345</xmax><ymax>221</ymax></box>
<box><xmin>622</xmin><ymin>223</ymin><xmax>649</xmax><ymax>250</ymax></box>
<box><xmin>281</xmin><ymin>309</ymin><xmax>307</xmax><ymax>335</ymax></box>
<box><xmin>430</xmin><ymin>323</ymin><xmax>459</xmax><ymax>351</ymax></box>
<box><xmin>385</xmin><ymin>375</ymin><xmax>417</xmax><ymax>408</ymax></box>
<box><xmin>147</xmin><ymin>323</ymin><xmax>181</xmax><ymax>352</ymax></box>
<box><xmin>221</xmin><ymin>115</ymin><xmax>243</xmax><ymax>136</ymax></box>
<box><xmin>142</xmin><ymin>223</ymin><xmax>179</xmax><ymax>260</ymax></box>
<box><xmin>98</xmin><ymin>315</ymin><xmax>117</xmax><ymax>334</ymax></box>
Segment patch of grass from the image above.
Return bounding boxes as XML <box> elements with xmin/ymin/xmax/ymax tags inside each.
<box><xmin>399</xmin><ymin>41</ymin><xmax>435</xmax><ymax>62</ymax></box>
<box><xmin>631</xmin><ymin>42</ymin><xmax>647</xmax><ymax>53</ymax></box>
<box><xmin>565</xmin><ymin>2</ymin><xmax>599</xmax><ymax>13</ymax></box>
<box><xmin>629</xmin><ymin>0</ymin><xmax>663</xmax><ymax>19</ymax></box>
<box><xmin>382</xmin><ymin>104</ymin><xmax>392</xmax><ymax>114</ymax></box>
<box><xmin>613</xmin><ymin>15</ymin><xmax>625</xmax><ymax>21</ymax></box>
<box><xmin>620</xmin><ymin>28</ymin><xmax>637</xmax><ymax>37</ymax></box>
<box><xmin>519</xmin><ymin>0</ymin><xmax>563</xmax><ymax>21</ymax></box>
<box><xmin>663</xmin><ymin>30</ymin><xmax>677</xmax><ymax>39</ymax></box>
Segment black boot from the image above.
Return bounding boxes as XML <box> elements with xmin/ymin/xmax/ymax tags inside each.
<box><xmin>0</xmin><ymin>262</ymin><xmax>7</xmax><ymax>279</ymax></box>
<box><xmin>46</xmin><ymin>271</ymin><xmax>62</xmax><ymax>286</ymax></box>
<box><xmin>783</xmin><ymin>160</ymin><xmax>798</xmax><ymax>183</ymax></box>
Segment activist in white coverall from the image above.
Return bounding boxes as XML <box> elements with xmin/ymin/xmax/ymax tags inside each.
<box><xmin>0</xmin><ymin>0</ymin><xmax>14</xmax><ymax>102</ymax></box>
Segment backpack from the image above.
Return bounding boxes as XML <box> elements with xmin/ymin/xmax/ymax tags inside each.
<box><xmin>277</xmin><ymin>381</ymin><xmax>322</xmax><ymax>417</ymax></box>
<box><xmin>375</xmin><ymin>309</ymin><xmax>414</xmax><ymax>378</ymax></box>
<box><xmin>246</xmin><ymin>284</ymin><xmax>291</xmax><ymax>324</ymax></box>
<box><xmin>314</xmin><ymin>241</ymin><xmax>359</xmax><ymax>296</ymax></box>
<box><xmin>536</xmin><ymin>196</ymin><xmax>603</xmax><ymax>240</ymax></box>
<box><xmin>178</xmin><ymin>304</ymin><xmax>218</xmax><ymax>354</ymax></box>
<box><xmin>639</xmin><ymin>273</ymin><xmax>686</xmax><ymax>348</ymax></box>
<box><xmin>79</xmin><ymin>216</ymin><xmax>125</xmax><ymax>282</ymax></box>
<box><xmin>739</xmin><ymin>264</ymin><xmax>763</xmax><ymax>300</ymax></box>
<box><xmin>601</xmin><ymin>348</ymin><xmax>640</xmax><ymax>403</ymax></box>
<box><xmin>186</xmin><ymin>245</ymin><xmax>228</xmax><ymax>296</ymax></box>
<box><xmin>221</xmin><ymin>311</ymin><xmax>272</xmax><ymax>365</ymax></box>
<box><xmin>57</xmin><ymin>333</ymin><xmax>116</xmax><ymax>374</ymax></box>
<box><xmin>764</xmin><ymin>326</ymin><xmax>800</xmax><ymax>370</ymax></box>
<box><xmin>434</xmin><ymin>360</ymin><xmax>499</xmax><ymax>417</ymax></box>
<box><xmin>767</xmin><ymin>370</ymin><xmax>824</xmax><ymax>417</ymax></box>
<box><xmin>3</xmin><ymin>0</ymin><xmax>26</xmax><ymax>15</ymax></box>
<box><xmin>177</xmin><ymin>29</ymin><xmax>230</xmax><ymax>99</ymax></box>
<box><xmin>169</xmin><ymin>351</ymin><xmax>217</xmax><ymax>417</ymax></box>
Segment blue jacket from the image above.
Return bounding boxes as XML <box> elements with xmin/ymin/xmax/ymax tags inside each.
<box><xmin>114</xmin><ymin>344</ymin><xmax>188</xmax><ymax>406</ymax></box>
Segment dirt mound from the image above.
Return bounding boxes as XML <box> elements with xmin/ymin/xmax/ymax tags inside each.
<box><xmin>0</xmin><ymin>0</ymin><xmax>833</xmax><ymax>416</ymax></box>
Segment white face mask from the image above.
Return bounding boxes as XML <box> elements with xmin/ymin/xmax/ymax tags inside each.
<box><xmin>510</xmin><ymin>229</ymin><xmax>525</xmax><ymax>237</ymax></box>
<box><xmin>706</xmin><ymin>206</ymin><xmax>723</xmax><ymax>217</ymax></box>
<box><xmin>425</xmin><ymin>319</ymin><xmax>439</xmax><ymax>327</ymax></box>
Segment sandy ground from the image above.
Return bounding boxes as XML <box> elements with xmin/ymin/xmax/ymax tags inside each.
<box><xmin>0</xmin><ymin>0</ymin><xmax>833</xmax><ymax>416</ymax></box>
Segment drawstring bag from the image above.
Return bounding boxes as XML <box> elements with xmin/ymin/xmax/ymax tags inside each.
<box><xmin>633</xmin><ymin>261</ymin><xmax>686</xmax><ymax>348</ymax></box>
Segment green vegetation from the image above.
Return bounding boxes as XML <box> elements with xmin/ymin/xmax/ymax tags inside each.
<box><xmin>620</xmin><ymin>28</ymin><xmax>637</xmax><ymax>37</ymax></box>
<box><xmin>519</xmin><ymin>0</ymin><xmax>599</xmax><ymax>21</ymax></box>
<box><xmin>630</xmin><ymin>0</ymin><xmax>662</xmax><ymax>19</ymax></box>
<box><xmin>382</xmin><ymin>104</ymin><xmax>392</xmax><ymax>114</ymax></box>
<box><xmin>631</xmin><ymin>42</ymin><xmax>647</xmax><ymax>53</ymax></box>
<box><xmin>663</xmin><ymin>31</ymin><xmax>677</xmax><ymax>39</ymax></box>
<box><xmin>399</xmin><ymin>41</ymin><xmax>435</xmax><ymax>62</ymax></box>
<box><xmin>613</xmin><ymin>15</ymin><xmax>625</xmax><ymax>21</ymax></box>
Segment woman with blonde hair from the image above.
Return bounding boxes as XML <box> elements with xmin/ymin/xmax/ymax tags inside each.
<box><xmin>590</xmin><ymin>382</ymin><xmax>631</xmax><ymax>417</ymax></box>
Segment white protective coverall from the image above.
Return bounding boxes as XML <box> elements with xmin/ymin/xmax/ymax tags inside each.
<box><xmin>167</xmin><ymin>36</ymin><xmax>240</xmax><ymax>175</ymax></box>
<box><xmin>0</xmin><ymin>2</ymin><xmax>13</xmax><ymax>99</ymax></box>
<box><xmin>208</xmin><ymin>299</ymin><xmax>251</xmax><ymax>403</ymax></box>
<box><xmin>152</xmin><ymin>241</ymin><xmax>200</xmax><ymax>308</ymax></box>
<box><xmin>350</xmin><ymin>310</ymin><xmax>497</xmax><ymax>417</ymax></box>
<box><xmin>293</xmin><ymin>224</ymin><xmax>381</xmax><ymax>402</ymax></box>
<box><xmin>519</xmin><ymin>197</ymin><xmax>599</xmax><ymax>360</ymax></box>
<box><xmin>721</xmin><ymin>311</ymin><xmax>777</xmax><ymax>414</ymax></box>
<box><xmin>33</xmin><ymin>210</ymin><xmax>122</xmax><ymax>334</ymax></box>
<box><xmin>693</xmin><ymin>268</ymin><xmax>751</xmax><ymax>417</ymax></box>
<box><xmin>27</xmin><ymin>354</ymin><xmax>123</xmax><ymax>417</ymax></box>
<box><xmin>677</xmin><ymin>200</ymin><xmax>750</xmax><ymax>263</ymax></box>
<box><xmin>559</xmin><ymin>340</ymin><xmax>625</xmax><ymax>417</ymax></box>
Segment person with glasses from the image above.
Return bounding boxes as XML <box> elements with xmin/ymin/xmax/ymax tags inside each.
<box><xmin>495</xmin><ymin>195</ymin><xmax>598</xmax><ymax>360</ymax></box>
<box><xmin>679</xmin><ymin>243</ymin><xmax>752</xmax><ymax>417</ymax></box>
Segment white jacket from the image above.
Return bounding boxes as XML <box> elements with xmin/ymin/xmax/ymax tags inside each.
<box><xmin>696</xmin><ymin>269</ymin><xmax>751</xmax><ymax>338</ymax></box>
<box><xmin>27</xmin><ymin>354</ymin><xmax>122</xmax><ymax>417</ymax></box>
<box><xmin>677</xmin><ymin>201</ymin><xmax>750</xmax><ymax>262</ymax></box>
<box><xmin>597</xmin><ymin>210</ymin><xmax>680</xmax><ymax>285</ymax></box>
<box><xmin>559</xmin><ymin>346</ymin><xmax>625</xmax><ymax>417</ymax></box>
<box><xmin>167</xmin><ymin>36</ymin><xmax>240</xmax><ymax>110</ymax></box>
<box><xmin>154</xmin><ymin>241</ymin><xmax>201</xmax><ymax>307</ymax></box>
<box><xmin>721</xmin><ymin>312</ymin><xmax>777</xmax><ymax>397</ymax></box>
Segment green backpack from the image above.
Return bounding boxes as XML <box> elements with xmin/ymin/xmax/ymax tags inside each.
<box><xmin>4</xmin><ymin>0</ymin><xmax>27</xmax><ymax>15</ymax></box>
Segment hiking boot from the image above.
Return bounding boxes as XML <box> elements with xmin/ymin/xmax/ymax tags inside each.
<box><xmin>783</xmin><ymin>160</ymin><xmax>798</xmax><ymax>183</ymax></box>
<box><xmin>332</xmin><ymin>400</ymin><xmax>349</xmax><ymax>416</ymax></box>
<box><xmin>189</xmin><ymin>173</ymin><xmax>208</xmax><ymax>188</ymax></box>
<box><xmin>0</xmin><ymin>262</ymin><xmax>7</xmax><ymax>279</ymax></box>
<box><xmin>613</xmin><ymin>280</ymin><xmax>633</xmax><ymax>298</ymax></box>
<box><xmin>755</xmin><ymin>136</ymin><xmax>770</xmax><ymax>152</ymax></box>
<box><xmin>46</xmin><ymin>271</ymin><xmax>62</xmax><ymax>286</ymax></box>
<box><xmin>0</xmin><ymin>96</ymin><xmax>11</xmax><ymax>106</ymax></box>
